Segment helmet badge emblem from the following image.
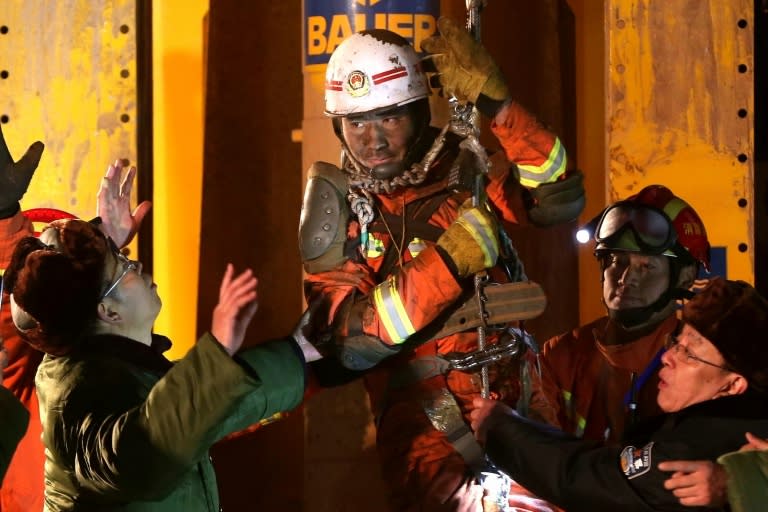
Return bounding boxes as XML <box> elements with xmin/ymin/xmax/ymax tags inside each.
<box><xmin>345</xmin><ymin>70</ymin><xmax>370</xmax><ymax>97</ymax></box>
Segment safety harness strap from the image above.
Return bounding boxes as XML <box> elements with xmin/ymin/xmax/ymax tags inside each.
<box><xmin>387</xmin><ymin>355</ymin><xmax>450</xmax><ymax>389</ymax></box>
<box><xmin>369</xmin><ymin>191</ymin><xmax>454</xmax><ymax>280</ymax></box>
<box><xmin>422</xmin><ymin>388</ymin><xmax>486</xmax><ymax>472</ymax></box>
<box><xmin>434</xmin><ymin>281</ymin><xmax>546</xmax><ymax>339</ymax></box>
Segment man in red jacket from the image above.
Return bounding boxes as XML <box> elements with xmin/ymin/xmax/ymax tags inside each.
<box><xmin>300</xmin><ymin>18</ymin><xmax>584</xmax><ymax>511</ymax></box>
<box><xmin>539</xmin><ymin>185</ymin><xmax>711</xmax><ymax>445</ymax></box>
<box><xmin>0</xmin><ymin>123</ymin><xmax>150</xmax><ymax>511</ymax></box>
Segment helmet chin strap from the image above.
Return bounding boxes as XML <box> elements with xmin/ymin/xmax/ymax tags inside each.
<box><xmin>607</xmin><ymin>284</ymin><xmax>694</xmax><ymax>331</ymax></box>
<box><xmin>608</xmin><ymin>302</ymin><xmax>669</xmax><ymax>331</ymax></box>
<box><xmin>603</xmin><ymin>254</ymin><xmax>697</xmax><ymax>332</ymax></box>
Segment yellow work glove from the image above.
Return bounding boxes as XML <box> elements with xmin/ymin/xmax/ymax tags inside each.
<box><xmin>437</xmin><ymin>201</ymin><xmax>500</xmax><ymax>278</ymax></box>
<box><xmin>421</xmin><ymin>17</ymin><xmax>510</xmax><ymax>105</ymax></box>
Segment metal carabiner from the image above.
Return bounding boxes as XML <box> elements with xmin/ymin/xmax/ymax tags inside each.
<box><xmin>441</xmin><ymin>329</ymin><xmax>525</xmax><ymax>373</ymax></box>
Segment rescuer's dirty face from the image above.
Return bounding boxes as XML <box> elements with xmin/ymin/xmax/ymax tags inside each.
<box><xmin>602</xmin><ymin>251</ymin><xmax>671</xmax><ymax>311</ymax></box>
<box><xmin>340</xmin><ymin>105</ymin><xmax>415</xmax><ymax>172</ymax></box>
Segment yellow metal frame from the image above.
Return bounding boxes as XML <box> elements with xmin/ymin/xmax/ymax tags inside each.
<box><xmin>0</xmin><ymin>0</ymin><xmax>137</xmax><ymax>240</ymax></box>
<box><xmin>606</xmin><ymin>0</ymin><xmax>754</xmax><ymax>283</ymax></box>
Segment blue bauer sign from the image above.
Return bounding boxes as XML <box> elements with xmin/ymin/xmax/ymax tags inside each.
<box><xmin>304</xmin><ymin>0</ymin><xmax>440</xmax><ymax>67</ymax></box>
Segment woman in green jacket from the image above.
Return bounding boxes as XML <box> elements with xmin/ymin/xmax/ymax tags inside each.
<box><xmin>3</xmin><ymin>217</ymin><xmax>307</xmax><ymax>511</ymax></box>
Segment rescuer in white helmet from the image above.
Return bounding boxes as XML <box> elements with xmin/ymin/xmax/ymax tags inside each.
<box><xmin>299</xmin><ymin>17</ymin><xmax>583</xmax><ymax>511</ymax></box>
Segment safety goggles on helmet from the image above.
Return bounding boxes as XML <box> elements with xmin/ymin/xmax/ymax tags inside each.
<box><xmin>594</xmin><ymin>201</ymin><xmax>677</xmax><ymax>255</ymax></box>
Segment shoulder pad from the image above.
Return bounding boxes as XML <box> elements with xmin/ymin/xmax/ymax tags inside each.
<box><xmin>299</xmin><ymin>162</ymin><xmax>350</xmax><ymax>273</ymax></box>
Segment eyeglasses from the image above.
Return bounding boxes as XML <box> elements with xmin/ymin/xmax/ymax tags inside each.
<box><xmin>101</xmin><ymin>252</ymin><xmax>138</xmax><ymax>300</ymax></box>
<box><xmin>665</xmin><ymin>334</ymin><xmax>731</xmax><ymax>371</ymax></box>
<box><xmin>595</xmin><ymin>202</ymin><xmax>677</xmax><ymax>254</ymax></box>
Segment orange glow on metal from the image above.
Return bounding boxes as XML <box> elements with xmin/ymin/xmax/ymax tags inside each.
<box><xmin>606</xmin><ymin>1</ymin><xmax>754</xmax><ymax>282</ymax></box>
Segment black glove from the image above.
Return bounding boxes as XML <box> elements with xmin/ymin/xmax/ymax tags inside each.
<box><xmin>526</xmin><ymin>171</ymin><xmax>586</xmax><ymax>227</ymax></box>
<box><xmin>0</xmin><ymin>123</ymin><xmax>44</xmax><ymax>218</ymax></box>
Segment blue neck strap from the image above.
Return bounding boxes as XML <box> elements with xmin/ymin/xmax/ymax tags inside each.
<box><xmin>623</xmin><ymin>347</ymin><xmax>666</xmax><ymax>407</ymax></box>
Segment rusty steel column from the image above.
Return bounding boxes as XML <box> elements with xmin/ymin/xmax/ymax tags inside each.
<box><xmin>0</xmin><ymin>0</ymin><xmax>140</xmax><ymax>233</ymax></box>
<box><xmin>606</xmin><ymin>0</ymin><xmax>755</xmax><ymax>282</ymax></box>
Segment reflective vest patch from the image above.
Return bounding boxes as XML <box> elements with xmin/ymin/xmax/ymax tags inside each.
<box><xmin>366</xmin><ymin>232</ymin><xmax>386</xmax><ymax>259</ymax></box>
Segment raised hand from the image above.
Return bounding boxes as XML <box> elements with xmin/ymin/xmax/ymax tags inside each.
<box><xmin>421</xmin><ymin>17</ymin><xmax>509</xmax><ymax>107</ymax></box>
<box><xmin>0</xmin><ymin>123</ymin><xmax>44</xmax><ymax>214</ymax></box>
<box><xmin>211</xmin><ymin>264</ymin><xmax>259</xmax><ymax>356</ymax></box>
<box><xmin>97</xmin><ymin>160</ymin><xmax>152</xmax><ymax>248</ymax></box>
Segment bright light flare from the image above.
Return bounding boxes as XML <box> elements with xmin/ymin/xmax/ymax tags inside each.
<box><xmin>575</xmin><ymin>228</ymin><xmax>592</xmax><ymax>244</ymax></box>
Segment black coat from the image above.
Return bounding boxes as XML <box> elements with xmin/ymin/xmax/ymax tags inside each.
<box><xmin>484</xmin><ymin>393</ymin><xmax>768</xmax><ymax>512</ymax></box>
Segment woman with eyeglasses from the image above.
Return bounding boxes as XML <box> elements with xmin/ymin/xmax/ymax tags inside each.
<box><xmin>469</xmin><ymin>278</ymin><xmax>768</xmax><ymax>511</ymax></box>
<box><xmin>537</xmin><ymin>185</ymin><xmax>712</xmax><ymax>444</ymax></box>
<box><xmin>0</xmin><ymin>119</ymin><xmax>153</xmax><ymax>512</ymax></box>
<box><xmin>2</xmin><ymin>217</ymin><xmax>308</xmax><ymax>511</ymax></box>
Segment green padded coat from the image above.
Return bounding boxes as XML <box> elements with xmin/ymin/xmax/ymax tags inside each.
<box><xmin>35</xmin><ymin>332</ymin><xmax>305</xmax><ymax>511</ymax></box>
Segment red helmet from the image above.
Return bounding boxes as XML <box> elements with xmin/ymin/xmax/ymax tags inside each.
<box><xmin>594</xmin><ymin>185</ymin><xmax>711</xmax><ymax>272</ymax></box>
<box><xmin>22</xmin><ymin>208</ymin><xmax>78</xmax><ymax>236</ymax></box>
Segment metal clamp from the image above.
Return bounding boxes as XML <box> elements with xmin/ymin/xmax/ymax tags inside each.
<box><xmin>441</xmin><ymin>329</ymin><xmax>525</xmax><ymax>373</ymax></box>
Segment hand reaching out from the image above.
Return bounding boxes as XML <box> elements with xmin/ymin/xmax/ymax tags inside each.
<box><xmin>658</xmin><ymin>431</ymin><xmax>768</xmax><ymax>508</ymax></box>
<box><xmin>0</xmin><ymin>123</ymin><xmax>44</xmax><ymax>213</ymax></box>
<box><xmin>740</xmin><ymin>432</ymin><xmax>768</xmax><ymax>451</ymax></box>
<box><xmin>211</xmin><ymin>264</ymin><xmax>259</xmax><ymax>356</ymax></box>
<box><xmin>291</xmin><ymin>302</ymin><xmax>325</xmax><ymax>362</ymax></box>
<box><xmin>469</xmin><ymin>397</ymin><xmax>515</xmax><ymax>444</ymax></box>
<box><xmin>97</xmin><ymin>160</ymin><xmax>152</xmax><ymax>248</ymax></box>
<box><xmin>658</xmin><ymin>460</ymin><xmax>728</xmax><ymax>508</ymax></box>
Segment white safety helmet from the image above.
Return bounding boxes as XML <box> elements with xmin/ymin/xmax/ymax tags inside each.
<box><xmin>324</xmin><ymin>30</ymin><xmax>429</xmax><ymax>117</ymax></box>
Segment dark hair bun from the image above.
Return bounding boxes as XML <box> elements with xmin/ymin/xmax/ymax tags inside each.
<box><xmin>5</xmin><ymin>219</ymin><xmax>109</xmax><ymax>354</ymax></box>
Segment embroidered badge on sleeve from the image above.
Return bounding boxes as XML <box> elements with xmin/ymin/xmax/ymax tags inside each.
<box><xmin>620</xmin><ymin>442</ymin><xmax>654</xmax><ymax>480</ymax></box>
